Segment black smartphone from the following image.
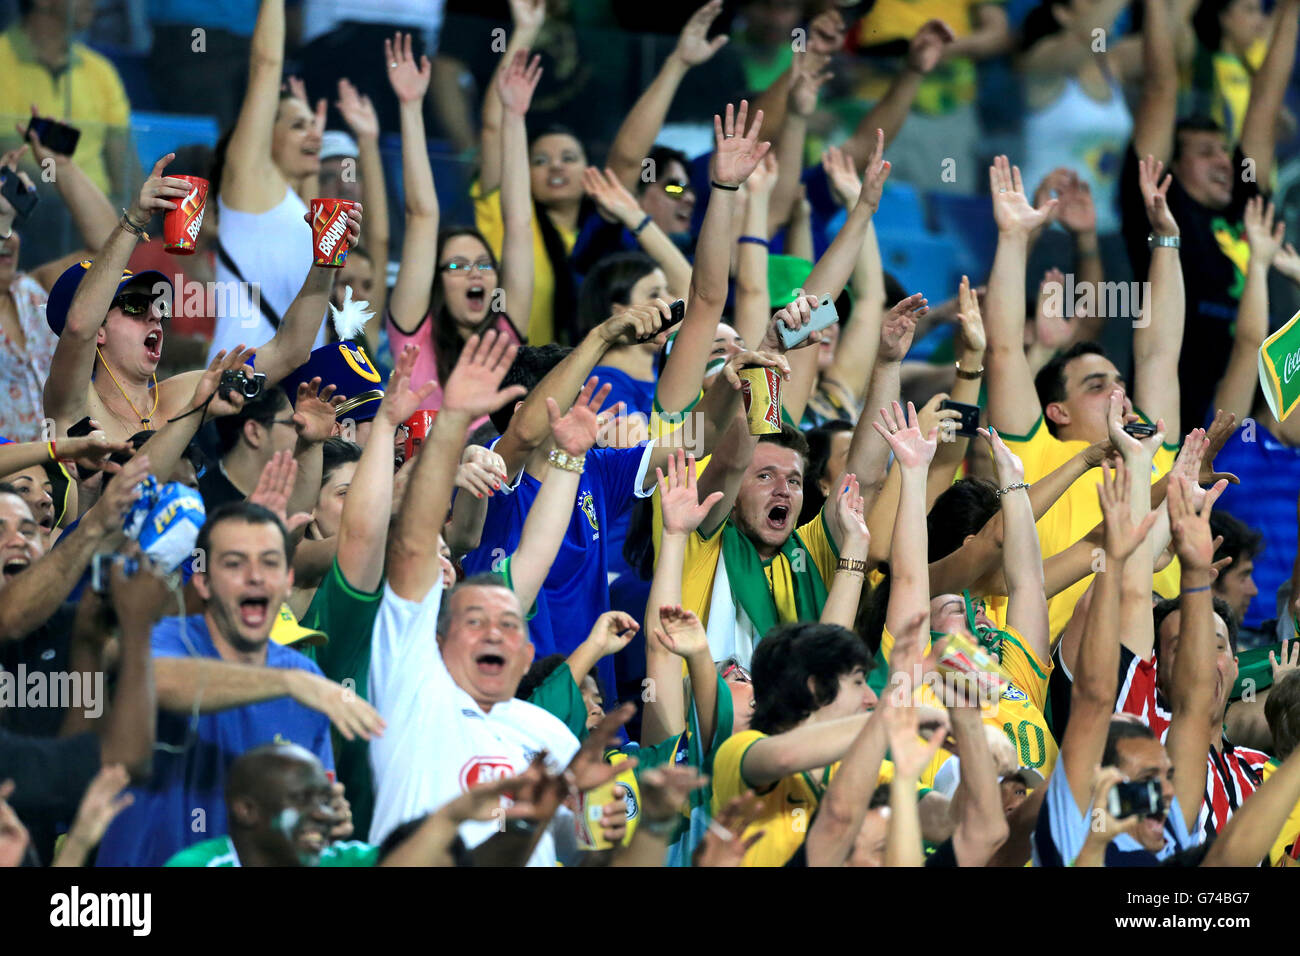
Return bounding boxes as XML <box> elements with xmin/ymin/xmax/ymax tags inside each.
<box><xmin>939</xmin><ymin>399</ymin><xmax>981</xmax><ymax>438</ymax></box>
<box><xmin>638</xmin><ymin>298</ymin><xmax>686</xmax><ymax>343</ymax></box>
<box><xmin>0</xmin><ymin>170</ymin><xmax>38</xmax><ymax>221</ymax></box>
<box><xmin>1107</xmin><ymin>778</ymin><xmax>1163</xmax><ymax>819</ymax></box>
<box><xmin>67</xmin><ymin>416</ymin><xmax>96</xmax><ymax>438</ymax></box>
<box><xmin>1123</xmin><ymin>422</ymin><xmax>1157</xmax><ymax>439</ymax></box>
<box><xmin>25</xmin><ymin>116</ymin><xmax>81</xmax><ymax>157</ymax></box>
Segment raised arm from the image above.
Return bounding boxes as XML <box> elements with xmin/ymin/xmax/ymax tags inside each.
<box><xmin>478</xmin><ymin>0</ymin><xmax>544</xmax><ymax>196</ymax></box>
<box><xmin>384</xmin><ymin>33</ymin><xmax>439</xmax><ymax>334</ymax></box>
<box><xmin>42</xmin><ymin>157</ymin><xmax>192</xmax><ymax>429</ymax></box>
<box><xmin>507</xmin><ymin>379</ymin><xmax>611</xmax><ymax>609</ymax></box>
<box><xmin>731</xmin><ymin>155</ymin><xmax>777</xmax><ymax>345</ymax></box>
<box><xmin>877</xmin><ymin>402</ymin><xmax>940</xmax><ymax>640</ymax></box>
<box><xmin>981</xmin><ymin>427</ymin><xmax>1050</xmax><ymax>662</ymax></box>
<box><xmin>927</xmin><ymin>276</ymin><xmax>986</xmax><ymax>484</ymax></box>
<box><xmin>387</xmin><ymin>331</ymin><xmax>525</xmax><ymax>602</ymax></box>
<box><xmin>985</xmin><ymin>155</ymin><xmax>1059</xmax><ymax>436</ymax></box>
<box><xmin>947</xmin><ymin>701</ymin><xmax>1010</xmax><ymax>866</ymax></box>
<box><xmin>338</xmin><ymin>345</ymin><xmax>436</xmax><ymax>592</ymax></box>
<box><xmin>1203</xmin><ymin>743</ymin><xmax>1300</xmax><ymax>866</ymax></box>
<box><xmin>740</xmin><ymin>712</ymin><xmax>872</xmax><ymax>788</ymax></box>
<box><xmin>221</xmin><ymin>0</ymin><xmax>291</xmax><ymax>208</ymax></box>
<box><xmin>655</xmin><ymin>101</ymin><xmax>769</xmax><ymax>415</ymax></box>
<box><xmin>1215</xmin><ymin>197</ymin><xmax>1281</xmax><ymax>419</ymax></box>
<box><xmin>653</xmin><ymin>605</ymin><xmax>722</xmax><ymax>749</ymax></box>
<box><xmin>1238</xmin><ymin>0</ymin><xmax>1299</xmax><ymax>188</ymax></box>
<box><xmin>497</xmin><ymin>51</ymin><xmax>543</xmax><ymax>343</ymax></box>
<box><xmin>883</xmin><ymin>691</ymin><xmax>949</xmax><ymax>867</ymax></box>
<box><xmin>820</xmin><ymin>477</ymin><xmax>871</xmax><ymax>628</ymax></box>
<box><xmin>581</xmin><ymin>166</ymin><xmax>692</xmax><ymax>298</ymax></box>
<box><xmin>606</xmin><ymin>0</ymin><xmax>728</xmax><ymax>191</ymax></box>
<box><xmin>1132</xmin><ymin>155</ymin><xmax>1184</xmax><ymax>441</ymax></box>
<box><xmin>335</xmin><ymin>77</ymin><xmax>389</xmax><ymax>336</ymax></box>
<box><xmin>1165</xmin><ymin>475</ymin><xmax>1230</xmax><ymax>833</ymax></box>
<box><xmin>15</xmin><ymin>124</ymin><xmax>116</xmax><ymax>269</ymax></box>
<box><xmin>1131</xmin><ymin>0</ymin><xmax>1179</xmax><ymax>164</ymax></box>
<box><xmin>767</xmin><ymin>54</ymin><xmax>829</xmax><ymax>232</ymax></box>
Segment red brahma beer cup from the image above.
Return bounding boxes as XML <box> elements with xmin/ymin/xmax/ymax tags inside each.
<box><xmin>164</xmin><ymin>175</ymin><xmax>209</xmax><ymax>255</ymax></box>
<box><xmin>402</xmin><ymin>410</ymin><xmax>437</xmax><ymax>464</ymax></box>
<box><xmin>310</xmin><ymin>198</ymin><xmax>357</xmax><ymax>268</ymax></box>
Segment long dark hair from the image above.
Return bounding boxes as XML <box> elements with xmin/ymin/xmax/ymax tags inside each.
<box><xmin>529</xmin><ymin>125</ymin><xmax>597</xmax><ymax>345</ymax></box>
<box><xmin>576</xmin><ymin>251</ymin><xmax>659</xmax><ymax>337</ymax></box>
<box><xmin>429</xmin><ymin>226</ymin><xmax>503</xmax><ymax>389</ymax></box>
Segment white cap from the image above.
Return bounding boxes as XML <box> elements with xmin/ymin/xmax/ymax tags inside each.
<box><xmin>319</xmin><ymin>130</ymin><xmax>359</xmax><ymax>162</ymax></box>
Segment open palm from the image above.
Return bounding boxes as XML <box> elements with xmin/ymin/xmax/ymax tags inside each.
<box><xmin>712</xmin><ymin>100</ymin><xmax>771</xmax><ymax>187</ymax></box>
<box><xmin>990</xmin><ymin>155</ymin><xmax>1057</xmax><ymax>236</ymax></box>
<box><xmin>657</xmin><ymin>448</ymin><xmax>723</xmax><ymax>534</ymax></box>
<box><xmin>380</xmin><ymin>344</ymin><xmax>438</xmax><ymax>427</ymax></box>
<box><xmin>441</xmin><ymin>330</ymin><xmax>526</xmax><ymax>419</ymax></box>
<box><xmin>546</xmin><ymin>376</ymin><xmax>612</xmax><ymax>457</ymax></box>
<box><xmin>385</xmin><ymin>32</ymin><xmax>431</xmax><ymax>103</ymax></box>
<box><xmin>873</xmin><ymin>401</ymin><xmax>937</xmax><ymax>469</ymax></box>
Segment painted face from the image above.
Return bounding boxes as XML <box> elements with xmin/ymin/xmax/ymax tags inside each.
<box><xmin>929</xmin><ymin>593</ymin><xmax>994</xmax><ymax>640</ymax></box>
<box><xmin>733</xmin><ymin>443</ymin><xmax>805</xmax><ymax>557</ymax></box>
<box><xmin>1172</xmin><ymin>130</ymin><xmax>1233</xmax><ymax>210</ymax></box>
<box><xmin>438</xmin><ymin>234</ymin><xmax>497</xmax><ymax>330</ymax></box>
<box><xmin>437</xmin><ymin>584</ymin><xmax>534</xmax><ymax>709</ymax></box>
<box><xmin>529</xmin><ymin>133</ymin><xmax>586</xmax><ymax>206</ymax></box>
<box><xmin>1047</xmin><ymin>355</ymin><xmax>1131</xmax><ymax>444</ymax></box>
<box><xmin>1113</xmin><ymin>735</ymin><xmax>1175</xmax><ymax>853</ymax></box>
<box><xmin>247</xmin><ymin>751</ymin><xmax>337</xmax><ymax>865</ymax></box>
<box><xmin>640</xmin><ymin>159</ymin><xmax>696</xmax><ymax>235</ymax></box>
<box><xmin>703</xmin><ymin>323</ymin><xmax>747</xmax><ymax>389</ymax></box>
<box><xmin>195</xmin><ymin>519</ymin><xmax>293</xmax><ymax>652</ymax></box>
<box><xmin>271</xmin><ymin>98</ymin><xmax>323</xmax><ymax>180</ymax></box>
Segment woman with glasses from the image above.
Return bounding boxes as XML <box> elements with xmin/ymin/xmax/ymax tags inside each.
<box><xmin>384</xmin><ymin>39</ymin><xmax>537</xmax><ymax>418</ymax></box>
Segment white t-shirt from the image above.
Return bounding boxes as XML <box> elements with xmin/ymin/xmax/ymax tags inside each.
<box><xmin>367</xmin><ymin>576</ymin><xmax>580</xmax><ymax>865</ymax></box>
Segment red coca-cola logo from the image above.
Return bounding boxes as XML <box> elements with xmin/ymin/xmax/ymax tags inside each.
<box><xmin>459</xmin><ymin>756</ymin><xmax>515</xmax><ymax>791</ymax></box>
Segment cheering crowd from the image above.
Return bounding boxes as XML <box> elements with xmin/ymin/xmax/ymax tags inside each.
<box><xmin>4</xmin><ymin>0</ymin><xmax>1300</xmax><ymax>870</ymax></box>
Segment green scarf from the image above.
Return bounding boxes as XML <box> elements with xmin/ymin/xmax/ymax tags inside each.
<box><xmin>719</xmin><ymin>519</ymin><xmax>828</xmax><ymax>644</ymax></box>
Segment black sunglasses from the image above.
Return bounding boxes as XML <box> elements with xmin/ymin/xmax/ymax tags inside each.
<box><xmin>112</xmin><ymin>291</ymin><xmax>167</xmax><ymax>318</ymax></box>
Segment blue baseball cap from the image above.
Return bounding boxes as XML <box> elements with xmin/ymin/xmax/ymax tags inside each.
<box><xmin>45</xmin><ymin>259</ymin><xmax>173</xmax><ymax>337</ymax></box>
<box><xmin>280</xmin><ymin>341</ymin><xmax>386</xmax><ymax>423</ymax></box>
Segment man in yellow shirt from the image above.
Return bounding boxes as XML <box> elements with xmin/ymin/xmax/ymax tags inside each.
<box><xmin>984</xmin><ymin>154</ymin><xmax>1187</xmax><ymax>642</ymax></box>
<box><xmin>0</xmin><ymin>2</ymin><xmax>132</xmax><ymax>203</ymax></box>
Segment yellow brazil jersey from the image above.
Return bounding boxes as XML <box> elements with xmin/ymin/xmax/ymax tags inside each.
<box><xmin>471</xmin><ymin>182</ymin><xmax>577</xmax><ymax>347</ymax></box>
<box><xmin>1261</xmin><ymin>759</ymin><xmax>1300</xmax><ymax>866</ymax></box>
<box><xmin>711</xmin><ymin>728</ymin><xmax>897</xmax><ymax>866</ymax></box>
<box><xmin>1210</xmin><ymin>40</ymin><xmax>1266</xmax><ymax>145</ymax></box>
<box><xmin>879</xmin><ymin>623</ymin><xmax>1058</xmax><ymax>776</ymax></box>
<box><xmin>997</xmin><ymin>415</ymin><xmax>1179</xmax><ymax>642</ymax></box>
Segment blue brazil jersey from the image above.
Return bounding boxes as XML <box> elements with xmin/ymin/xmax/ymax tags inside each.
<box><xmin>96</xmin><ymin>615</ymin><xmax>334</xmax><ymax>867</ymax></box>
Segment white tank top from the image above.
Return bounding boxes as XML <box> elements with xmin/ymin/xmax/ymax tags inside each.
<box><xmin>1021</xmin><ymin>74</ymin><xmax>1133</xmax><ymax>236</ymax></box>
<box><xmin>209</xmin><ymin>188</ymin><xmax>326</xmax><ymax>361</ymax></box>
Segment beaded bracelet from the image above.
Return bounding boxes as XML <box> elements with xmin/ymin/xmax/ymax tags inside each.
<box><xmin>548</xmin><ymin>448</ymin><xmax>586</xmax><ymax>473</ymax></box>
<box><xmin>997</xmin><ymin>481</ymin><xmax>1030</xmax><ymax>498</ymax></box>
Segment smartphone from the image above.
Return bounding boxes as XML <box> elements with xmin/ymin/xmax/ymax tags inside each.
<box><xmin>939</xmin><ymin>399</ymin><xmax>981</xmax><ymax>438</ymax></box>
<box><xmin>778</xmin><ymin>294</ymin><xmax>838</xmax><ymax>350</ymax></box>
<box><xmin>1107</xmin><ymin>778</ymin><xmax>1163</xmax><ymax>819</ymax></box>
<box><xmin>67</xmin><ymin>416</ymin><xmax>96</xmax><ymax>438</ymax></box>
<box><xmin>0</xmin><ymin>170</ymin><xmax>38</xmax><ymax>221</ymax></box>
<box><xmin>1123</xmin><ymin>422</ymin><xmax>1157</xmax><ymax>439</ymax></box>
<box><xmin>25</xmin><ymin>116</ymin><xmax>81</xmax><ymax>157</ymax></box>
<box><xmin>91</xmin><ymin>553</ymin><xmax>138</xmax><ymax>595</ymax></box>
<box><xmin>637</xmin><ymin>299</ymin><xmax>686</xmax><ymax>343</ymax></box>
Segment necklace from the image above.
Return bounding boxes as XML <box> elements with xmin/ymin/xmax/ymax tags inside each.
<box><xmin>96</xmin><ymin>347</ymin><xmax>159</xmax><ymax>429</ymax></box>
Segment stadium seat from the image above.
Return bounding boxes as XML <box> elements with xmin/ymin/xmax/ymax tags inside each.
<box><xmin>878</xmin><ymin>229</ymin><xmax>959</xmax><ymax>303</ymax></box>
<box><xmin>873</xmin><ymin>180</ymin><xmax>927</xmax><ymax>235</ymax></box>
<box><xmin>927</xmin><ymin>191</ymin><xmax>998</xmax><ymax>281</ymax></box>
<box><xmin>131</xmin><ymin>112</ymin><xmax>220</xmax><ymax>174</ymax></box>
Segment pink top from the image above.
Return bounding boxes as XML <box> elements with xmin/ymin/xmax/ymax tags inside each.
<box><xmin>0</xmin><ymin>274</ymin><xmax>57</xmax><ymax>442</ymax></box>
<box><xmin>385</xmin><ymin>309</ymin><xmax>522</xmax><ymax>415</ymax></box>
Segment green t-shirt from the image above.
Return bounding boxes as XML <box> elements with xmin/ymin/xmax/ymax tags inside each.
<box><xmin>300</xmin><ymin>559</ymin><xmax>384</xmax><ymax>841</ymax></box>
<box><xmin>164</xmin><ymin>835</ymin><xmax>378</xmax><ymax>867</ymax></box>
<box><xmin>527</xmin><ymin>661</ymin><xmax>590</xmax><ymax>740</ymax></box>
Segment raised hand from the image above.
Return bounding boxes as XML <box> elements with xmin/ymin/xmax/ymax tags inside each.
<box><xmin>597</xmin><ymin>299</ymin><xmax>674</xmax><ymax>346</ymax></box>
<box><xmin>507</xmin><ymin>0</ymin><xmax>546</xmax><ymax>33</ymax></box>
<box><xmin>84</xmin><ymin>453</ymin><xmax>150</xmax><ymax>536</ymax></box>
<box><xmin>977</xmin><ymin>426</ymin><xmax>1025</xmax><ymax>488</ymax></box>
<box><xmin>385</xmin><ymin>32</ymin><xmax>432</xmax><ymax>103</ymax></box>
<box><xmin>456</xmin><ymin>443</ymin><xmax>507</xmax><ymax>500</ymax></box>
<box><xmin>1105</xmin><ymin>388</ymin><xmax>1163</xmax><ymax>463</ymax></box>
<box><xmin>0</xmin><ymin>145</ymin><xmax>35</xmax><ymax>231</ymax></box>
<box><xmin>1053</xmin><ymin>170</ymin><xmax>1097</xmax><ymax>236</ymax></box>
<box><xmin>1169</xmin><ymin>426</ymin><xmax>1210</xmax><ymax>510</ymax></box>
<box><xmin>672</xmin><ymin>0</ymin><xmax>729</xmax><ymax>67</ymax></box>
<box><xmin>1168</xmin><ymin>473</ymin><xmax>1228</xmax><ymax>571</ymax></box>
<box><xmin>832</xmin><ymin>473</ymin><xmax>870</xmax><ymax>558</ymax></box>
<box><xmin>1271</xmin><ymin>638</ymin><xmax>1300</xmax><ymax>681</ymax></box>
<box><xmin>1275</xmin><ymin>242</ymin><xmax>1300</xmax><ymax>285</ymax></box>
<box><xmin>497</xmin><ymin>49</ymin><xmax>543</xmax><ymax>116</ymax></box>
<box><xmin>440</xmin><ymin>329</ymin><xmax>526</xmax><ymax>419</ymax></box>
<box><xmin>284</xmin><ymin>76</ymin><xmax>327</xmax><ymax>139</ymax></box>
<box><xmin>711</xmin><ymin>100</ymin><xmax>771</xmax><ymax>188</ymax></box>
<box><xmin>879</xmin><ymin>293</ymin><xmax>926</xmax><ymax>361</ymax></box>
<box><xmin>882</xmin><ymin>694</ymin><xmax>950</xmax><ymax>782</ymax></box>
<box><xmin>744</xmin><ymin>152</ymin><xmax>779</xmax><ymax>199</ymax></box>
<box><xmin>1138</xmin><ymin>154</ymin><xmax>1179</xmax><ymax>238</ymax></box>
<box><xmin>761</xmin><ymin>293</ymin><xmax>824</xmax><ymax>352</ymax></box>
<box><xmin>128</xmin><ymin>153</ymin><xmax>193</xmax><ymax>224</ymax></box>
<box><xmin>1200</xmin><ymin>409</ymin><xmax>1240</xmax><ymax>485</ymax></box>
<box><xmin>58</xmin><ymin>433</ymin><xmax>133</xmax><ymax>473</ymax></box>
<box><xmin>0</xmin><ymin>780</ymin><xmax>30</xmax><ymax>868</ymax></box>
<box><xmin>583</xmin><ymin>610</ymin><xmax>640</xmax><ymax>659</ymax></box>
<box><xmin>789</xmin><ymin>51</ymin><xmax>832</xmax><ymax>118</ymax></box>
<box><xmin>858</xmin><ymin>128</ymin><xmax>891</xmax><ymax>213</ymax></box>
<box><xmin>187</xmin><ymin>346</ymin><xmax>257</xmax><ymax>419</ymax></box>
<box><xmin>821</xmin><ymin>144</ymin><xmax>862</xmax><ymax>209</ymax></box>
<box><xmin>293</xmin><ymin>377</ymin><xmax>343</xmax><ymax>444</ymax></box>
<box><xmin>1243</xmin><ymin>195</ymin><xmax>1285</xmax><ymax>265</ymax></box>
<box><xmin>336</xmin><ymin>78</ymin><xmax>379</xmax><ymax>140</ymax></box>
<box><xmin>546</xmin><ymin>376</ymin><xmax>615</xmax><ymax>457</ymax></box>
<box><xmin>108</xmin><ymin>553</ymin><xmax>178</xmax><ymax>635</ymax></box>
<box><xmin>693</xmin><ymin>792</ymin><xmax>764</xmax><ymax>867</ymax></box>
<box><xmin>54</xmin><ymin>765</ymin><xmax>134</xmax><ymax>866</ymax></box>
<box><xmin>990</xmin><ymin>154</ymin><xmax>1058</xmax><ymax>237</ymax></box>
<box><xmin>908</xmin><ymin>18</ymin><xmax>955</xmax><ymax>73</ymax></box>
<box><xmin>638</xmin><ymin>764</ymin><xmax>709</xmax><ymax>824</ymax></box>
<box><xmin>655</xmin><ymin>603</ymin><xmax>710</xmax><ymax>658</ymax></box>
<box><xmin>657</xmin><ymin>448</ymin><xmax>724</xmax><ymax>535</ymax></box>
<box><xmin>1096</xmin><ymin>458</ymin><xmax>1159</xmax><ymax>562</ymax></box>
<box><xmin>581</xmin><ymin>166</ymin><xmax>644</xmax><ymax>227</ymax></box>
<box><xmin>955</xmin><ymin>273</ymin><xmax>985</xmax><ymax>354</ymax></box>
<box><xmin>718</xmin><ymin>348</ymin><xmax>792</xmax><ymax>392</ymax></box>
<box><xmin>249</xmin><ymin>450</ymin><xmax>313</xmax><ymax>534</ymax></box>
<box><xmin>566</xmin><ymin>702</ymin><xmax>639</xmax><ymax>791</ymax></box>
<box><xmin>378</xmin><ymin>344</ymin><xmax>438</xmax><ymax>428</ymax></box>
<box><xmin>873</xmin><ymin>401</ymin><xmax>939</xmax><ymax>470</ymax></box>
<box><xmin>917</xmin><ymin>393</ymin><xmax>961</xmax><ymax>445</ymax></box>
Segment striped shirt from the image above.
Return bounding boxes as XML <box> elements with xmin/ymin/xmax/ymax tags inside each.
<box><xmin>1114</xmin><ymin>646</ymin><xmax>1269</xmax><ymax>841</ymax></box>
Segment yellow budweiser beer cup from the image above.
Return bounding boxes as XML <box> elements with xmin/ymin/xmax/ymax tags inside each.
<box><xmin>164</xmin><ymin>175</ymin><xmax>208</xmax><ymax>255</ymax></box>
<box><xmin>738</xmin><ymin>365</ymin><xmax>783</xmax><ymax>435</ymax></box>
<box><xmin>309</xmin><ymin>198</ymin><xmax>357</xmax><ymax>267</ymax></box>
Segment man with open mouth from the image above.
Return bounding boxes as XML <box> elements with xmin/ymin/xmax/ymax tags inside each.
<box><xmin>41</xmin><ymin>154</ymin><xmax>363</xmax><ymax>445</ymax></box>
